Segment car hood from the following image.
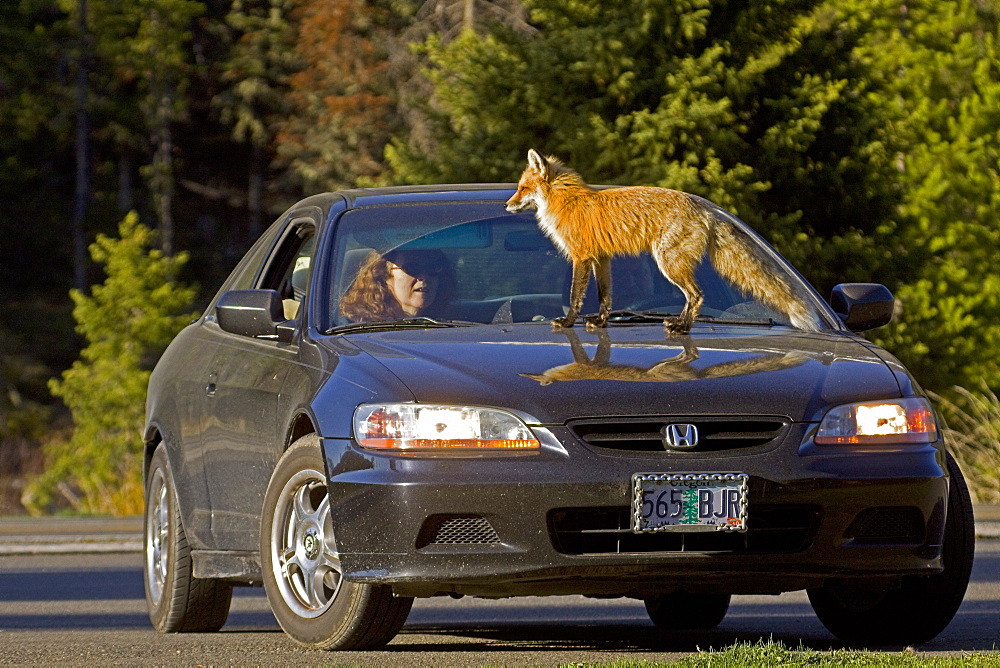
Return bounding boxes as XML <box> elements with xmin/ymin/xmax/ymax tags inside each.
<box><xmin>334</xmin><ymin>324</ymin><xmax>902</xmax><ymax>424</ymax></box>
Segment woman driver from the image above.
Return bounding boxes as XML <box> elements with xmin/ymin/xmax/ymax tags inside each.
<box><xmin>339</xmin><ymin>248</ymin><xmax>455</xmax><ymax>322</ymax></box>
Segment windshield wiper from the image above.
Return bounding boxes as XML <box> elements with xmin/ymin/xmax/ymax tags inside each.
<box><xmin>602</xmin><ymin>310</ymin><xmax>677</xmax><ymax>323</ymax></box>
<box><xmin>328</xmin><ymin>317</ymin><xmax>479</xmax><ymax>335</ymax></box>
<box><xmin>693</xmin><ymin>314</ymin><xmax>776</xmax><ymax>327</ymax></box>
<box><xmin>599</xmin><ymin>310</ymin><xmax>776</xmax><ymax>327</ymax></box>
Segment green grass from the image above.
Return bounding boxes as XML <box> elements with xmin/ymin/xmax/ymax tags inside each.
<box><xmin>565</xmin><ymin>638</ymin><xmax>1000</xmax><ymax>667</ymax></box>
<box><xmin>932</xmin><ymin>384</ymin><xmax>1000</xmax><ymax>504</ymax></box>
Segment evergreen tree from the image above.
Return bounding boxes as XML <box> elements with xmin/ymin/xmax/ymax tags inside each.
<box><xmin>0</xmin><ymin>0</ymin><xmax>75</xmax><ymax>296</ymax></box>
<box><xmin>681</xmin><ymin>488</ymin><xmax>700</xmax><ymax>525</ymax></box>
<box><xmin>397</xmin><ymin>0</ymin><xmax>534</xmax><ymax>163</ymax></box>
<box><xmin>386</xmin><ymin>0</ymin><xmax>900</xmax><ymax>294</ymax></box>
<box><xmin>87</xmin><ymin>0</ymin><xmax>205</xmax><ymax>255</ymax></box>
<box><xmin>215</xmin><ymin>0</ymin><xmax>299</xmax><ymax>238</ymax></box>
<box><xmin>865</xmin><ymin>0</ymin><xmax>1000</xmax><ymax>392</ymax></box>
<box><xmin>24</xmin><ymin>212</ymin><xmax>196</xmax><ymax>515</ymax></box>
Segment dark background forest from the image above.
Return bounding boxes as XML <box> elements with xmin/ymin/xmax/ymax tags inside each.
<box><xmin>2</xmin><ymin>0</ymin><xmax>999</xmax><ymax>514</ymax></box>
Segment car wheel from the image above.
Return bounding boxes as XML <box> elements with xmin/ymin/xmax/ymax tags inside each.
<box><xmin>644</xmin><ymin>592</ymin><xmax>731</xmax><ymax>629</ymax></box>
<box><xmin>260</xmin><ymin>434</ymin><xmax>413</xmax><ymax>650</ymax></box>
<box><xmin>144</xmin><ymin>445</ymin><xmax>233</xmax><ymax>632</ymax></box>
<box><xmin>808</xmin><ymin>451</ymin><xmax>975</xmax><ymax>646</ymax></box>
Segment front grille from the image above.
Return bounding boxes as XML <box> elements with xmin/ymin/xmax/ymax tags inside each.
<box><xmin>416</xmin><ymin>514</ymin><xmax>501</xmax><ymax>549</ymax></box>
<box><xmin>569</xmin><ymin>417</ymin><xmax>788</xmax><ymax>453</ymax></box>
<box><xmin>845</xmin><ymin>507</ymin><xmax>925</xmax><ymax>544</ymax></box>
<box><xmin>549</xmin><ymin>505</ymin><xmax>818</xmax><ymax>555</ymax></box>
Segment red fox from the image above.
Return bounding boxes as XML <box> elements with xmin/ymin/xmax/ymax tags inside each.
<box><xmin>505</xmin><ymin>149</ymin><xmax>822</xmax><ymax>335</ymax></box>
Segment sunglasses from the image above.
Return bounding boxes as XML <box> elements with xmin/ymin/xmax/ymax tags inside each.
<box><xmin>388</xmin><ymin>260</ymin><xmax>444</xmax><ymax>277</ymax></box>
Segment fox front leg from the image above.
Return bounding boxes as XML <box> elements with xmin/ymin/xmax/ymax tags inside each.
<box><xmin>585</xmin><ymin>256</ymin><xmax>612</xmax><ymax>330</ymax></box>
<box><xmin>552</xmin><ymin>259</ymin><xmax>592</xmax><ymax>329</ymax></box>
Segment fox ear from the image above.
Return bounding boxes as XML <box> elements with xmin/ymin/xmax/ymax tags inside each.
<box><xmin>527</xmin><ymin>149</ymin><xmax>548</xmax><ymax>175</ymax></box>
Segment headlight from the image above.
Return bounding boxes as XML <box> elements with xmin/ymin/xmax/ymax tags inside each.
<box><xmin>815</xmin><ymin>398</ymin><xmax>938</xmax><ymax>445</ymax></box>
<box><xmin>353</xmin><ymin>403</ymin><xmax>540</xmax><ymax>451</ymax></box>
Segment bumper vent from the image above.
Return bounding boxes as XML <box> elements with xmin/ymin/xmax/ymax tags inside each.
<box><xmin>416</xmin><ymin>514</ymin><xmax>501</xmax><ymax>549</ymax></box>
<box><xmin>569</xmin><ymin>417</ymin><xmax>788</xmax><ymax>453</ymax></box>
<box><xmin>549</xmin><ymin>505</ymin><xmax>818</xmax><ymax>555</ymax></box>
<box><xmin>845</xmin><ymin>507</ymin><xmax>925</xmax><ymax>544</ymax></box>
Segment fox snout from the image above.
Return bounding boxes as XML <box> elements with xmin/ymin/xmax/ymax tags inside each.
<box><xmin>505</xmin><ymin>193</ymin><xmax>534</xmax><ymax>213</ymax></box>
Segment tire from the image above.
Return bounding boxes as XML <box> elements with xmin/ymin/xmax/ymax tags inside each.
<box><xmin>260</xmin><ymin>434</ymin><xmax>413</xmax><ymax>650</ymax></box>
<box><xmin>644</xmin><ymin>592</ymin><xmax>731</xmax><ymax>630</ymax></box>
<box><xmin>808</xmin><ymin>451</ymin><xmax>975</xmax><ymax>646</ymax></box>
<box><xmin>144</xmin><ymin>445</ymin><xmax>233</xmax><ymax>632</ymax></box>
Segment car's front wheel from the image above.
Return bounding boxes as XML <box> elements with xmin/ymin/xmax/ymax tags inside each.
<box><xmin>644</xmin><ymin>592</ymin><xmax>731</xmax><ymax>629</ymax></box>
<box><xmin>260</xmin><ymin>434</ymin><xmax>413</xmax><ymax>650</ymax></box>
<box><xmin>144</xmin><ymin>445</ymin><xmax>233</xmax><ymax>632</ymax></box>
<box><xmin>807</xmin><ymin>452</ymin><xmax>975</xmax><ymax>646</ymax></box>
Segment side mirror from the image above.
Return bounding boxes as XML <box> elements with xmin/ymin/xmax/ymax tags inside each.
<box><xmin>830</xmin><ymin>283</ymin><xmax>894</xmax><ymax>332</ymax></box>
<box><xmin>216</xmin><ymin>290</ymin><xmax>295</xmax><ymax>342</ymax></box>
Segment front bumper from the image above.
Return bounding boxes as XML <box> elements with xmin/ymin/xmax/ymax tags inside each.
<box><xmin>322</xmin><ymin>425</ymin><xmax>947</xmax><ymax>598</ymax></box>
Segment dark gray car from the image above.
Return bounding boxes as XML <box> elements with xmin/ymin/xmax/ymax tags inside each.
<box><xmin>143</xmin><ymin>185</ymin><xmax>973</xmax><ymax>649</ymax></box>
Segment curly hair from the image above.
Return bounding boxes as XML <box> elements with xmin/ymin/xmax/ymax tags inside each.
<box><xmin>339</xmin><ymin>249</ymin><xmax>455</xmax><ymax>322</ymax></box>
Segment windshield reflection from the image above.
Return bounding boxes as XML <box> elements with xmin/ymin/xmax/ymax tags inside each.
<box><xmin>520</xmin><ymin>330</ymin><xmax>808</xmax><ymax>385</ymax></box>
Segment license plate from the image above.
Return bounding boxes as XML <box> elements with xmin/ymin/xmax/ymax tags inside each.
<box><xmin>631</xmin><ymin>473</ymin><xmax>748</xmax><ymax>533</ymax></box>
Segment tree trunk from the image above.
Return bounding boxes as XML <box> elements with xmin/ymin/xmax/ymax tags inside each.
<box><xmin>73</xmin><ymin>0</ymin><xmax>90</xmax><ymax>291</ymax></box>
<box><xmin>248</xmin><ymin>142</ymin><xmax>264</xmax><ymax>241</ymax></box>
<box><xmin>117</xmin><ymin>155</ymin><xmax>133</xmax><ymax>212</ymax></box>
<box><xmin>152</xmin><ymin>89</ymin><xmax>175</xmax><ymax>257</ymax></box>
<box><xmin>157</xmin><ymin>120</ymin><xmax>174</xmax><ymax>257</ymax></box>
<box><xmin>463</xmin><ymin>0</ymin><xmax>475</xmax><ymax>32</ymax></box>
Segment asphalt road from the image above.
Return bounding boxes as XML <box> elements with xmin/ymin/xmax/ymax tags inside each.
<box><xmin>1</xmin><ymin>541</ymin><xmax>998</xmax><ymax>666</ymax></box>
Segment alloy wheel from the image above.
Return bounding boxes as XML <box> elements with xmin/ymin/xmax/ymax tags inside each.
<box><xmin>145</xmin><ymin>467</ymin><xmax>170</xmax><ymax>606</ymax></box>
<box><xmin>269</xmin><ymin>468</ymin><xmax>342</xmax><ymax>618</ymax></box>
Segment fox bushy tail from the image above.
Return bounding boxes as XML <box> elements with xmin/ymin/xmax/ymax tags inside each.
<box><xmin>698</xmin><ymin>203</ymin><xmax>822</xmax><ymax>332</ymax></box>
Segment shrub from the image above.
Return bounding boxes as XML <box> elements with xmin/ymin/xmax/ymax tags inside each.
<box><xmin>22</xmin><ymin>213</ymin><xmax>196</xmax><ymax>515</ymax></box>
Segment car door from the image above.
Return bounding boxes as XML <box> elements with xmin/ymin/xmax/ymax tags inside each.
<box><xmin>201</xmin><ymin>211</ymin><xmax>319</xmax><ymax>550</ymax></box>
<box><xmin>166</xmin><ymin>220</ymin><xmax>284</xmax><ymax>547</ymax></box>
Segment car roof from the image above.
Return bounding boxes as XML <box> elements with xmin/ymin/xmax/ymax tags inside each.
<box><xmin>291</xmin><ymin>184</ymin><xmax>518</xmax><ymax>216</ymax></box>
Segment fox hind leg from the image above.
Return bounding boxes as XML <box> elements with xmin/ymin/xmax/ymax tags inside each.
<box><xmin>668</xmin><ymin>286</ymin><xmax>703</xmax><ymax>335</ymax></box>
<box><xmin>651</xmin><ymin>246</ymin><xmax>703</xmax><ymax>336</ymax></box>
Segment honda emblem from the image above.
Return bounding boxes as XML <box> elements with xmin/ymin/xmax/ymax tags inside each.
<box><xmin>663</xmin><ymin>423</ymin><xmax>699</xmax><ymax>450</ymax></box>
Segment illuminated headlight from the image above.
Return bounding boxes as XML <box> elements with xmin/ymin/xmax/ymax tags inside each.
<box><xmin>353</xmin><ymin>403</ymin><xmax>540</xmax><ymax>451</ymax></box>
<box><xmin>815</xmin><ymin>398</ymin><xmax>938</xmax><ymax>445</ymax></box>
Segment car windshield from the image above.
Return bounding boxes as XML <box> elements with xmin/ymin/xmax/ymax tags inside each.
<box><xmin>325</xmin><ymin>200</ymin><xmax>823</xmax><ymax>331</ymax></box>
